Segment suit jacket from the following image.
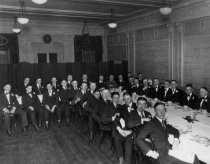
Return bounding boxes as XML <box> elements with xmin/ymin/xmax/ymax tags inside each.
<box><xmin>0</xmin><ymin>92</ymin><xmax>16</xmax><ymax>114</ymax></box>
<box><xmin>116</xmin><ymin>80</ymin><xmax>127</xmax><ymax>89</ymax></box>
<box><xmin>52</xmin><ymin>83</ymin><xmax>60</xmax><ymax>92</ymax></box>
<box><xmin>127</xmin><ymin>110</ymin><xmax>152</xmax><ymax>129</ymax></box>
<box><xmin>170</xmin><ymin>88</ymin><xmax>183</xmax><ymax>104</ymax></box>
<box><xmin>136</xmin><ymin>117</ymin><xmax>180</xmax><ymax>164</ymax></box>
<box><xmin>33</xmin><ymin>84</ymin><xmax>45</xmax><ymax>95</ymax></box>
<box><xmin>80</xmin><ymin>91</ymin><xmax>95</xmax><ymax>107</ymax></box>
<box><xmin>19</xmin><ymin>83</ymin><xmax>30</xmax><ymax>95</ymax></box>
<box><xmin>181</xmin><ymin>93</ymin><xmax>198</xmax><ymax>109</ymax></box>
<box><xmin>59</xmin><ymin>87</ymin><xmax>70</xmax><ymax>105</ymax></box>
<box><xmin>131</xmin><ymin>85</ymin><xmax>143</xmax><ymax>95</ymax></box>
<box><xmin>94</xmin><ymin>98</ymin><xmax>115</xmax><ymax>131</ymax></box>
<box><xmin>142</xmin><ymin>86</ymin><xmax>153</xmax><ymax>97</ymax></box>
<box><xmin>67</xmin><ymin>81</ymin><xmax>72</xmax><ymax>90</ymax></box>
<box><xmin>42</xmin><ymin>90</ymin><xmax>59</xmax><ymax>108</ymax></box>
<box><xmin>106</xmin><ymin>80</ymin><xmax>117</xmax><ymax>89</ymax></box>
<box><xmin>161</xmin><ymin>88</ymin><xmax>173</xmax><ymax>102</ymax></box>
<box><xmin>69</xmin><ymin>87</ymin><xmax>79</xmax><ymax>101</ymax></box>
<box><xmin>22</xmin><ymin>92</ymin><xmax>38</xmax><ymax>109</ymax></box>
<box><xmin>71</xmin><ymin>90</ymin><xmax>86</xmax><ymax>105</ymax></box>
<box><xmin>150</xmin><ymin>86</ymin><xmax>163</xmax><ymax>100</ymax></box>
<box><xmin>97</xmin><ymin>81</ymin><xmax>106</xmax><ymax>89</ymax></box>
<box><xmin>115</xmin><ymin>102</ymin><xmax>137</xmax><ymax>130</ymax></box>
<box><xmin>195</xmin><ymin>96</ymin><xmax>210</xmax><ymax>112</ymax></box>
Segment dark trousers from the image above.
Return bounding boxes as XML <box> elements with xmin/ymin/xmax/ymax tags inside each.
<box><xmin>60</xmin><ymin>103</ymin><xmax>70</xmax><ymax>120</ymax></box>
<box><xmin>44</xmin><ymin>106</ymin><xmax>61</xmax><ymax>122</ymax></box>
<box><xmin>113</xmin><ymin>132</ymin><xmax>133</xmax><ymax>164</ymax></box>
<box><xmin>26</xmin><ymin>107</ymin><xmax>38</xmax><ymax>126</ymax></box>
<box><xmin>36</xmin><ymin>106</ymin><xmax>44</xmax><ymax>124</ymax></box>
<box><xmin>2</xmin><ymin>108</ymin><xmax>28</xmax><ymax>130</ymax></box>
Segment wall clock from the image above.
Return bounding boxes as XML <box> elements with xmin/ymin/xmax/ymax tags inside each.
<box><xmin>43</xmin><ymin>34</ymin><xmax>52</xmax><ymax>43</ymax></box>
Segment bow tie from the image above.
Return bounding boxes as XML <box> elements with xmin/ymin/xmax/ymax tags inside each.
<box><xmin>5</xmin><ymin>93</ymin><xmax>9</xmax><ymax>95</ymax></box>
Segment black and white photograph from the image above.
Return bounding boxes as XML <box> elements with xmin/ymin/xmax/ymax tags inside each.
<box><xmin>0</xmin><ymin>0</ymin><xmax>210</xmax><ymax>164</ymax></box>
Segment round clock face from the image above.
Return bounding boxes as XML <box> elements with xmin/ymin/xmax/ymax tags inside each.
<box><xmin>43</xmin><ymin>34</ymin><xmax>52</xmax><ymax>43</ymax></box>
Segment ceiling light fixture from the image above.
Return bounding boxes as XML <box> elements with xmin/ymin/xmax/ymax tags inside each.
<box><xmin>17</xmin><ymin>1</ymin><xmax>29</xmax><ymax>24</ymax></box>
<box><xmin>108</xmin><ymin>9</ymin><xmax>117</xmax><ymax>29</ymax></box>
<box><xmin>160</xmin><ymin>0</ymin><xmax>172</xmax><ymax>15</ymax></box>
<box><xmin>31</xmin><ymin>0</ymin><xmax>47</xmax><ymax>5</ymax></box>
<box><xmin>82</xmin><ymin>20</ymin><xmax>89</xmax><ymax>36</ymax></box>
<box><xmin>12</xmin><ymin>17</ymin><xmax>21</xmax><ymax>33</ymax></box>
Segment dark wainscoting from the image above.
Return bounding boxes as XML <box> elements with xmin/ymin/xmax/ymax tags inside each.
<box><xmin>0</xmin><ymin>61</ymin><xmax>128</xmax><ymax>91</ymax></box>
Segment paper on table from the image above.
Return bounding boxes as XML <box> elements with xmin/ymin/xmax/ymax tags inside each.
<box><xmin>169</xmin><ymin>140</ymin><xmax>195</xmax><ymax>163</ymax></box>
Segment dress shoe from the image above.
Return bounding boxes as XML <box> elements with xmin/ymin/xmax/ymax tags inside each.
<box><xmin>7</xmin><ymin>129</ymin><xmax>13</xmax><ymax>137</ymax></box>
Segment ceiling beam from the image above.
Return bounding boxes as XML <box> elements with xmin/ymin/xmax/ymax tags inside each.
<box><xmin>67</xmin><ymin>0</ymin><xmax>172</xmax><ymax>8</ymax></box>
<box><xmin>0</xmin><ymin>5</ymin><xmax>125</xmax><ymax>20</ymax></box>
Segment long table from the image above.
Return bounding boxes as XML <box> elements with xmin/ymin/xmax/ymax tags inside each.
<box><xmin>145</xmin><ymin>102</ymin><xmax>210</xmax><ymax>164</ymax></box>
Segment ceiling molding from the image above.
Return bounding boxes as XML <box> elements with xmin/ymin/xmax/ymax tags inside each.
<box><xmin>68</xmin><ymin>0</ymin><xmax>167</xmax><ymax>8</ymax></box>
<box><xmin>0</xmin><ymin>5</ymin><xmax>125</xmax><ymax>20</ymax></box>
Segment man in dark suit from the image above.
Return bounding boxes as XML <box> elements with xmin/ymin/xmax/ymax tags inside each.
<box><xmin>80</xmin><ymin>82</ymin><xmax>97</xmax><ymax>142</ymax></box>
<box><xmin>150</xmin><ymin>79</ymin><xmax>163</xmax><ymax>100</ymax></box>
<box><xmin>59</xmin><ymin>80</ymin><xmax>71</xmax><ymax>126</ymax></box>
<box><xmin>69</xmin><ymin>80</ymin><xmax>79</xmax><ymax>102</ymax></box>
<box><xmin>51</xmin><ymin>77</ymin><xmax>60</xmax><ymax>92</ymax></box>
<box><xmin>195</xmin><ymin>87</ymin><xmax>210</xmax><ymax>113</ymax></box>
<box><xmin>82</xmin><ymin>88</ymin><xmax>101</xmax><ymax>142</ymax></box>
<box><xmin>67</xmin><ymin>74</ymin><xmax>73</xmax><ymax>89</ymax></box>
<box><xmin>22</xmin><ymin>85</ymin><xmax>40</xmax><ymax>132</ymax></box>
<box><xmin>72</xmin><ymin>82</ymin><xmax>88</xmax><ymax>106</ymax></box>
<box><xmin>142</xmin><ymin>78</ymin><xmax>153</xmax><ymax>97</ymax></box>
<box><xmin>127</xmin><ymin>97</ymin><xmax>152</xmax><ymax>136</ymax></box>
<box><xmin>137</xmin><ymin>102</ymin><xmax>190</xmax><ymax>164</ymax></box>
<box><xmin>43</xmin><ymin>83</ymin><xmax>61</xmax><ymax>129</ymax></box>
<box><xmin>33</xmin><ymin>78</ymin><xmax>45</xmax><ymax>95</ymax></box>
<box><xmin>0</xmin><ymin>84</ymin><xmax>28</xmax><ymax>136</ymax></box>
<box><xmin>170</xmin><ymin>80</ymin><xmax>183</xmax><ymax>104</ymax></box>
<box><xmin>117</xmin><ymin>74</ymin><xmax>127</xmax><ymax>91</ymax></box>
<box><xmin>113</xmin><ymin>92</ymin><xmax>137</xmax><ymax>164</ymax></box>
<box><xmin>161</xmin><ymin>80</ymin><xmax>173</xmax><ymax>102</ymax></box>
<box><xmin>181</xmin><ymin>83</ymin><xmax>198</xmax><ymax>109</ymax></box>
<box><xmin>97</xmin><ymin>75</ymin><xmax>106</xmax><ymax>90</ymax></box>
<box><xmin>19</xmin><ymin>77</ymin><xmax>31</xmax><ymax>94</ymax></box>
<box><xmin>106</xmin><ymin>75</ymin><xmax>117</xmax><ymax>89</ymax></box>
<box><xmin>131</xmin><ymin>78</ymin><xmax>143</xmax><ymax>95</ymax></box>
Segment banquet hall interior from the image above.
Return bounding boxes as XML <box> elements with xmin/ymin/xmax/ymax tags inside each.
<box><xmin>0</xmin><ymin>0</ymin><xmax>210</xmax><ymax>164</ymax></box>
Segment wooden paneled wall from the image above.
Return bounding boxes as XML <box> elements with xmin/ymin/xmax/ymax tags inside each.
<box><xmin>106</xmin><ymin>32</ymin><xmax>127</xmax><ymax>61</ymax></box>
<box><xmin>135</xmin><ymin>25</ymin><xmax>169</xmax><ymax>82</ymax></box>
<box><xmin>105</xmin><ymin>0</ymin><xmax>210</xmax><ymax>89</ymax></box>
<box><xmin>183</xmin><ymin>17</ymin><xmax>210</xmax><ymax>89</ymax></box>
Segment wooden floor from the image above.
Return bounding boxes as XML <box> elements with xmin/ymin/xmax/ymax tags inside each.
<box><xmin>0</xmin><ymin>123</ymin><xmax>117</xmax><ymax>164</ymax></box>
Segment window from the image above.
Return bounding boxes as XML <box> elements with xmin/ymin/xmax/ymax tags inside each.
<box><xmin>38</xmin><ymin>53</ymin><xmax>47</xmax><ymax>63</ymax></box>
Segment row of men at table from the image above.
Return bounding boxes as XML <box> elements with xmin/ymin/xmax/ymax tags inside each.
<box><xmin>15</xmin><ymin>73</ymin><xmax>210</xmax><ymax>113</ymax></box>
<box><xmin>0</xmin><ymin>74</ymin><xmax>206</xmax><ymax>164</ymax></box>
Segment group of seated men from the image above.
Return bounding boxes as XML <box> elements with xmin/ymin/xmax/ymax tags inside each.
<box><xmin>0</xmin><ymin>72</ymin><xmax>208</xmax><ymax>164</ymax></box>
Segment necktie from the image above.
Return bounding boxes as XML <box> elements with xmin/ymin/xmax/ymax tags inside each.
<box><xmin>141</xmin><ymin>112</ymin><xmax>145</xmax><ymax>118</ymax></box>
<box><xmin>162</xmin><ymin>120</ymin><xmax>166</xmax><ymax>129</ymax></box>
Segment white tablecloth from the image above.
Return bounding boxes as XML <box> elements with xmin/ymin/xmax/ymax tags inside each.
<box><xmin>145</xmin><ymin>104</ymin><xmax>210</xmax><ymax>164</ymax></box>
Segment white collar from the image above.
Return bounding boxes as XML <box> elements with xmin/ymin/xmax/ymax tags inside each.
<box><xmin>156</xmin><ymin>116</ymin><xmax>164</xmax><ymax>123</ymax></box>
